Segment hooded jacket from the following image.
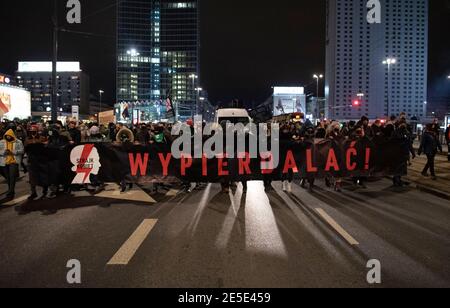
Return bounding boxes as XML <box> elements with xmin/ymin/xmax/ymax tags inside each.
<box><xmin>0</xmin><ymin>129</ymin><xmax>24</xmax><ymax>166</ymax></box>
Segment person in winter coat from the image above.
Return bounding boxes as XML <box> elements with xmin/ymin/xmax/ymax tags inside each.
<box><xmin>419</xmin><ymin>124</ymin><xmax>443</xmax><ymax>180</ymax></box>
<box><xmin>67</xmin><ymin>119</ymin><xmax>81</xmax><ymax>145</ymax></box>
<box><xmin>0</xmin><ymin>129</ymin><xmax>24</xmax><ymax>198</ymax></box>
<box><xmin>25</xmin><ymin>125</ymin><xmax>49</xmax><ymax>201</ymax></box>
<box><xmin>391</xmin><ymin>122</ymin><xmax>415</xmax><ymax>186</ymax></box>
<box><xmin>445</xmin><ymin>124</ymin><xmax>450</xmax><ymax>162</ymax></box>
<box><xmin>325</xmin><ymin>121</ymin><xmax>345</xmax><ymax>192</ymax></box>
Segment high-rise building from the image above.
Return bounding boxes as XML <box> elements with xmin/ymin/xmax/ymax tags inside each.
<box><xmin>325</xmin><ymin>0</ymin><xmax>428</xmax><ymax>120</ymax></box>
<box><xmin>15</xmin><ymin>61</ymin><xmax>90</xmax><ymax>117</ymax></box>
<box><xmin>117</xmin><ymin>0</ymin><xmax>200</xmax><ymax>121</ymax></box>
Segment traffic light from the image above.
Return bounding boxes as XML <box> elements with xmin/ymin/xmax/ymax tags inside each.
<box><xmin>353</xmin><ymin>100</ymin><xmax>361</xmax><ymax>107</ymax></box>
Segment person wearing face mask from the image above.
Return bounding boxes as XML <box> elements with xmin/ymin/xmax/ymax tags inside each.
<box><xmin>0</xmin><ymin>129</ymin><xmax>24</xmax><ymax>199</ymax></box>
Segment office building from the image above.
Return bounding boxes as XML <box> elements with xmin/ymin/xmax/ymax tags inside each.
<box><xmin>15</xmin><ymin>61</ymin><xmax>90</xmax><ymax>117</ymax></box>
<box><xmin>325</xmin><ymin>0</ymin><xmax>428</xmax><ymax>120</ymax></box>
<box><xmin>117</xmin><ymin>0</ymin><xmax>200</xmax><ymax>122</ymax></box>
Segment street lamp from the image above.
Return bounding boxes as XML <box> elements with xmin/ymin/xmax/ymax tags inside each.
<box><xmin>313</xmin><ymin>74</ymin><xmax>323</xmax><ymax>119</ymax></box>
<box><xmin>383</xmin><ymin>58</ymin><xmax>396</xmax><ymax>117</ymax></box>
<box><xmin>99</xmin><ymin>90</ymin><xmax>104</xmax><ymax>124</ymax></box>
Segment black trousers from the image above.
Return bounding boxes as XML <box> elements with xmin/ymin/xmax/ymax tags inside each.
<box><xmin>448</xmin><ymin>143</ymin><xmax>450</xmax><ymax>161</ymax></box>
<box><xmin>422</xmin><ymin>154</ymin><xmax>436</xmax><ymax>176</ymax></box>
<box><xmin>4</xmin><ymin>164</ymin><xmax>19</xmax><ymax>195</ymax></box>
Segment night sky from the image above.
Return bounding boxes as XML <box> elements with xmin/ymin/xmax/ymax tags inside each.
<box><xmin>0</xmin><ymin>0</ymin><xmax>449</xmax><ymax>108</ymax></box>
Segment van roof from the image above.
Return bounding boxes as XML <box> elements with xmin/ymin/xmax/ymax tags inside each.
<box><xmin>216</xmin><ymin>108</ymin><xmax>250</xmax><ymax>117</ymax></box>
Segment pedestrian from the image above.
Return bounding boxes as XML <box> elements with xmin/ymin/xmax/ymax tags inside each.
<box><xmin>350</xmin><ymin>127</ymin><xmax>367</xmax><ymax>188</ymax></box>
<box><xmin>67</xmin><ymin>118</ymin><xmax>81</xmax><ymax>145</ymax></box>
<box><xmin>445</xmin><ymin>124</ymin><xmax>450</xmax><ymax>162</ymax></box>
<box><xmin>325</xmin><ymin>121</ymin><xmax>344</xmax><ymax>192</ymax></box>
<box><xmin>25</xmin><ymin>125</ymin><xmax>49</xmax><ymax>201</ymax></box>
<box><xmin>46</xmin><ymin>123</ymin><xmax>71</xmax><ymax>198</ymax></box>
<box><xmin>0</xmin><ymin>129</ymin><xmax>24</xmax><ymax>199</ymax></box>
<box><xmin>86</xmin><ymin>125</ymin><xmax>106</xmax><ymax>143</ymax></box>
<box><xmin>85</xmin><ymin>125</ymin><xmax>106</xmax><ymax>194</ymax></box>
<box><xmin>418</xmin><ymin>124</ymin><xmax>443</xmax><ymax>181</ymax></box>
<box><xmin>391</xmin><ymin>121</ymin><xmax>415</xmax><ymax>187</ymax></box>
<box><xmin>280</xmin><ymin>123</ymin><xmax>294</xmax><ymax>192</ymax></box>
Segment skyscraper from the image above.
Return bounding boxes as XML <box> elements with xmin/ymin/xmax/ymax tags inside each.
<box><xmin>117</xmin><ymin>0</ymin><xmax>200</xmax><ymax>121</ymax></box>
<box><xmin>325</xmin><ymin>0</ymin><xmax>428</xmax><ymax>120</ymax></box>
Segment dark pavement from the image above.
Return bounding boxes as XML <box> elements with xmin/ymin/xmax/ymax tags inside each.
<box><xmin>0</xmin><ymin>176</ymin><xmax>449</xmax><ymax>288</ymax></box>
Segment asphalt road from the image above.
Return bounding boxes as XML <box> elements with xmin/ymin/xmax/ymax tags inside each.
<box><xmin>0</xmin><ymin>176</ymin><xmax>449</xmax><ymax>288</ymax></box>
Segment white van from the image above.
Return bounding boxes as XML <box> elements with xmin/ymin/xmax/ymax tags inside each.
<box><xmin>215</xmin><ymin>108</ymin><xmax>252</xmax><ymax>125</ymax></box>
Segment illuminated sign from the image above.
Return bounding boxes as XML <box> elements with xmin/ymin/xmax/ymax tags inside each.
<box><xmin>273</xmin><ymin>86</ymin><xmax>306</xmax><ymax>116</ymax></box>
<box><xmin>18</xmin><ymin>62</ymin><xmax>81</xmax><ymax>73</ymax></box>
<box><xmin>0</xmin><ymin>75</ymin><xmax>10</xmax><ymax>84</ymax></box>
<box><xmin>0</xmin><ymin>85</ymin><xmax>31</xmax><ymax>119</ymax></box>
<box><xmin>273</xmin><ymin>87</ymin><xmax>304</xmax><ymax>95</ymax></box>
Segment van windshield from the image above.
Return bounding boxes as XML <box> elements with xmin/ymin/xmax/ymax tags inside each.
<box><xmin>218</xmin><ymin>117</ymin><xmax>250</xmax><ymax>125</ymax></box>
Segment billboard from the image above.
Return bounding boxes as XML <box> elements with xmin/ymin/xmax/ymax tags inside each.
<box><xmin>18</xmin><ymin>62</ymin><xmax>81</xmax><ymax>73</ymax></box>
<box><xmin>273</xmin><ymin>87</ymin><xmax>306</xmax><ymax>116</ymax></box>
<box><xmin>0</xmin><ymin>85</ymin><xmax>31</xmax><ymax>120</ymax></box>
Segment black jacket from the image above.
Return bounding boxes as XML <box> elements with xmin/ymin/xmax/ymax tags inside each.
<box><xmin>419</xmin><ymin>131</ymin><xmax>442</xmax><ymax>156</ymax></box>
<box><xmin>68</xmin><ymin>128</ymin><xmax>81</xmax><ymax>145</ymax></box>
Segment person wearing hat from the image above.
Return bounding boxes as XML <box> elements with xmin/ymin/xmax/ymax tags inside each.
<box><xmin>0</xmin><ymin>129</ymin><xmax>24</xmax><ymax>199</ymax></box>
<box><xmin>87</xmin><ymin>125</ymin><xmax>105</xmax><ymax>143</ymax></box>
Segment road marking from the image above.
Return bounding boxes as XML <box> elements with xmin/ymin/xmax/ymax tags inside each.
<box><xmin>96</xmin><ymin>183</ymin><xmax>157</xmax><ymax>203</ymax></box>
<box><xmin>3</xmin><ymin>195</ymin><xmax>29</xmax><ymax>206</ymax></box>
<box><xmin>315</xmin><ymin>208</ymin><xmax>359</xmax><ymax>246</ymax></box>
<box><xmin>165</xmin><ymin>189</ymin><xmax>179</xmax><ymax>197</ymax></box>
<box><xmin>107</xmin><ymin>219</ymin><xmax>158</xmax><ymax>265</ymax></box>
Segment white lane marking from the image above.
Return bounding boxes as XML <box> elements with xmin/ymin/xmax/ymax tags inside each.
<box><xmin>315</xmin><ymin>208</ymin><xmax>359</xmax><ymax>246</ymax></box>
<box><xmin>3</xmin><ymin>195</ymin><xmax>29</xmax><ymax>206</ymax></box>
<box><xmin>107</xmin><ymin>219</ymin><xmax>158</xmax><ymax>265</ymax></box>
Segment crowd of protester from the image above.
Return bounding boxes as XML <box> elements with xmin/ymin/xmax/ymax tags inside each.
<box><xmin>0</xmin><ymin>112</ymin><xmax>447</xmax><ymax>201</ymax></box>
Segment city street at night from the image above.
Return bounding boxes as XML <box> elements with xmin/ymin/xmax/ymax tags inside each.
<box><xmin>1</xmin><ymin>174</ymin><xmax>449</xmax><ymax>288</ymax></box>
<box><xmin>1</xmin><ymin>0</ymin><xmax>450</xmax><ymax>294</ymax></box>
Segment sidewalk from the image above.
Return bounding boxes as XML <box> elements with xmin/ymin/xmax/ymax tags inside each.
<box><xmin>405</xmin><ymin>143</ymin><xmax>450</xmax><ymax>200</ymax></box>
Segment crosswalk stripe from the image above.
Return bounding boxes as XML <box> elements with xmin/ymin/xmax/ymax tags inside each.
<box><xmin>107</xmin><ymin>219</ymin><xmax>158</xmax><ymax>265</ymax></box>
<box><xmin>315</xmin><ymin>208</ymin><xmax>359</xmax><ymax>246</ymax></box>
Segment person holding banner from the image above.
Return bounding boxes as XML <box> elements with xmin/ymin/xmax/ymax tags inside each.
<box><xmin>25</xmin><ymin>125</ymin><xmax>48</xmax><ymax>201</ymax></box>
<box><xmin>0</xmin><ymin>129</ymin><xmax>24</xmax><ymax>199</ymax></box>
